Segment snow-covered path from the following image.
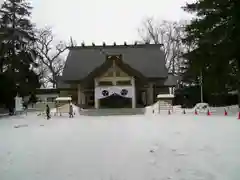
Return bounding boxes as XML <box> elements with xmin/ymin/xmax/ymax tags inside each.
<box><xmin>0</xmin><ymin>114</ymin><xmax>240</xmax><ymax>180</ymax></box>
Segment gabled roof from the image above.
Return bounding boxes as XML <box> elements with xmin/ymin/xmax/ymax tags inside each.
<box><xmin>82</xmin><ymin>57</ymin><xmax>147</xmax><ymax>84</ymax></box>
<box><xmin>62</xmin><ymin>44</ymin><xmax>168</xmax><ymax>81</ymax></box>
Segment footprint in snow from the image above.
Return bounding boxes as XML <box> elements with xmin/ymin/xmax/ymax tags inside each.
<box><xmin>170</xmin><ymin>148</ymin><xmax>188</xmax><ymax>156</ymax></box>
<box><xmin>149</xmin><ymin>145</ymin><xmax>159</xmax><ymax>153</ymax></box>
<box><xmin>14</xmin><ymin>124</ymin><xmax>28</xmax><ymax>128</ymax></box>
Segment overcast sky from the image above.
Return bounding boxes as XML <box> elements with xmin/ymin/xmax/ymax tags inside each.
<box><xmin>2</xmin><ymin>0</ymin><xmax>194</xmax><ymax>45</ymax></box>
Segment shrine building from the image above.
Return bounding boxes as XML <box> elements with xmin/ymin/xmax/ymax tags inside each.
<box><xmin>59</xmin><ymin>43</ymin><xmax>178</xmax><ymax>109</ymax></box>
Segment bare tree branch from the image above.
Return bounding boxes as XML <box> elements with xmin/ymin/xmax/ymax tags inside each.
<box><xmin>35</xmin><ymin>27</ymin><xmax>68</xmax><ymax>88</ymax></box>
<box><xmin>138</xmin><ymin>18</ymin><xmax>190</xmax><ymax>75</ymax></box>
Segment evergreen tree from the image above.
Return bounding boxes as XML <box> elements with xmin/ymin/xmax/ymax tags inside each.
<box><xmin>0</xmin><ymin>0</ymin><xmax>40</xmax><ymax>113</ymax></box>
<box><xmin>182</xmin><ymin>0</ymin><xmax>240</xmax><ymax>106</ymax></box>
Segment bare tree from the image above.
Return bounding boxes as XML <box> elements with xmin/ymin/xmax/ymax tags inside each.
<box><xmin>35</xmin><ymin>27</ymin><xmax>69</xmax><ymax>88</ymax></box>
<box><xmin>138</xmin><ymin>18</ymin><xmax>188</xmax><ymax>75</ymax></box>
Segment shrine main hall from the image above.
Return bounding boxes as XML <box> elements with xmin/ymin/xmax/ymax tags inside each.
<box><xmin>59</xmin><ymin>43</ymin><xmax>177</xmax><ymax>109</ymax></box>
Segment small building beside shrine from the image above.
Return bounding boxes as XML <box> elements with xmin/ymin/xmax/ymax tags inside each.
<box><xmin>60</xmin><ymin>43</ymin><xmax>178</xmax><ymax>109</ymax></box>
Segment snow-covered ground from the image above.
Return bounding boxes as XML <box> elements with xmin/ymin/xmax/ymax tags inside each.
<box><xmin>1</xmin><ymin>113</ymin><xmax>240</xmax><ymax>180</ymax></box>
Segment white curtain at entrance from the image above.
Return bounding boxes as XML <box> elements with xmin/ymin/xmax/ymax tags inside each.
<box><xmin>95</xmin><ymin>86</ymin><xmax>133</xmax><ymax>99</ymax></box>
<box><xmin>114</xmin><ymin>86</ymin><xmax>133</xmax><ymax>98</ymax></box>
<box><xmin>95</xmin><ymin>86</ymin><xmax>114</xmax><ymax>99</ymax></box>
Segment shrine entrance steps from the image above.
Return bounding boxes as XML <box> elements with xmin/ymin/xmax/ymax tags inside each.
<box><xmin>79</xmin><ymin>108</ymin><xmax>145</xmax><ymax>116</ymax></box>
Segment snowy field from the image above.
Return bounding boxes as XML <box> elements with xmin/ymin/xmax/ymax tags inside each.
<box><xmin>1</xmin><ymin>113</ymin><xmax>240</xmax><ymax>180</ymax></box>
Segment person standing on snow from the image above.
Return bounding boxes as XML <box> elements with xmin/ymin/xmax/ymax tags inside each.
<box><xmin>46</xmin><ymin>104</ymin><xmax>51</xmax><ymax>120</ymax></box>
<box><xmin>69</xmin><ymin>104</ymin><xmax>74</xmax><ymax>118</ymax></box>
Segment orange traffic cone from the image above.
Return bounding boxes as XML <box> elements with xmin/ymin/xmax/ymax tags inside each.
<box><xmin>238</xmin><ymin>112</ymin><xmax>240</xmax><ymax>120</ymax></box>
<box><xmin>207</xmin><ymin>109</ymin><xmax>211</xmax><ymax>116</ymax></box>
<box><xmin>194</xmin><ymin>109</ymin><xmax>198</xmax><ymax>115</ymax></box>
<box><xmin>224</xmin><ymin>108</ymin><xmax>228</xmax><ymax>116</ymax></box>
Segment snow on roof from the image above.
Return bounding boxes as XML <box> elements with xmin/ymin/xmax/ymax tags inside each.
<box><xmin>157</xmin><ymin>94</ymin><xmax>175</xmax><ymax>99</ymax></box>
<box><xmin>55</xmin><ymin>97</ymin><xmax>72</xmax><ymax>101</ymax></box>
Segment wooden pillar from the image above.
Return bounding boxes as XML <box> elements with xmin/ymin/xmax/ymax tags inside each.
<box><xmin>158</xmin><ymin>99</ymin><xmax>160</xmax><ymax>114</ymax></box>
<box><xmin>77</xmin><ymin>84</ymin><xmax>81</xmax><ymax>105</ymax></box>
<box><xmin>141</xmin><ymin>91</ymin><xmax>146</xmax><ymax>106</ymax></box>
<box><xmin>94</xmin><ymin>79</ymin><xmax>99</xmax><ymax>109</ymax></box>
<box><xmin>147</xmin><ymin>83</ymin><xmax>154</xmax><ymax>105</ymax></box>
<box><xmin>131</xmin><ymin>77</ymin><xmax>136</xmax><ymax>108</ymax></box>
<box><xmin>81</xmin><ymin>92</ymin><xmax>85</xmax><ymax>105</ymax></box>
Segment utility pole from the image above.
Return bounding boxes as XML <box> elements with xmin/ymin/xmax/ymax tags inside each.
<box><xmin>200</xmin><ymin>70</ymin><xmax>203</xmax><ymax>103</ymax></box>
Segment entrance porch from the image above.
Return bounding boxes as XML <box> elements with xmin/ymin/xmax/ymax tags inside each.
<box><xmin>94</xmin><ymin>77</ymin><xmax>136</xmax><ymax>109</ymax></box>
<box><xmin>71</xmin><ymin>55</ymin><xmax>176</xmax><ymax>109</ymax></box>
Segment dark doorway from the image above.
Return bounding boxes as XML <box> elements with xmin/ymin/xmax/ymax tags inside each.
<box><xmin>100</xmin><ymin>94</ymin><xmax>132</xmax><ymax>108</ymax></box>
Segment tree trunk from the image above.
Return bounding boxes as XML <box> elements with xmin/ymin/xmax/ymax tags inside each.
<box><xmin>238</xmin><ymin>59</ymin><xmax>240</xmax><ymax>111</ymax></box>
<box><xmin>0</xmin><ymin>60</ymin><xmax>3</xmax><ymax>73</ymax></box>
<box><xmin>238</xmin><ymin>76</ymin><xmax>240</xmax><ymax>110</ymax></box>
<box><xmin>238</xmin><ymin>88</ymin><xmax>240</xmax><ymax>110</ymax></box>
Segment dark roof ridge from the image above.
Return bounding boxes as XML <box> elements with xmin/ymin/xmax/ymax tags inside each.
<box><xmin>68</xmin><ymin>43</ymin><xmax>163</xmax><ymax>50</ymax></box>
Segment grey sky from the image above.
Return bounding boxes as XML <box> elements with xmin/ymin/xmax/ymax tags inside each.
<box><xmin>2</xmin><ymin>0</ymin><xmax>194</xmax><ymax>45</ymax></box>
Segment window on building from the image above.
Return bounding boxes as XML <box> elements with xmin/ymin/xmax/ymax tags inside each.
<box><xmin>116</xmin><ymin>80</ymin><xmax>131</xmax><ymax>85</ymax></box>
<box><xmin>99</xmin><ymin>81</ymin><xmax>113</xmax><ymax>86</ymax></box>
